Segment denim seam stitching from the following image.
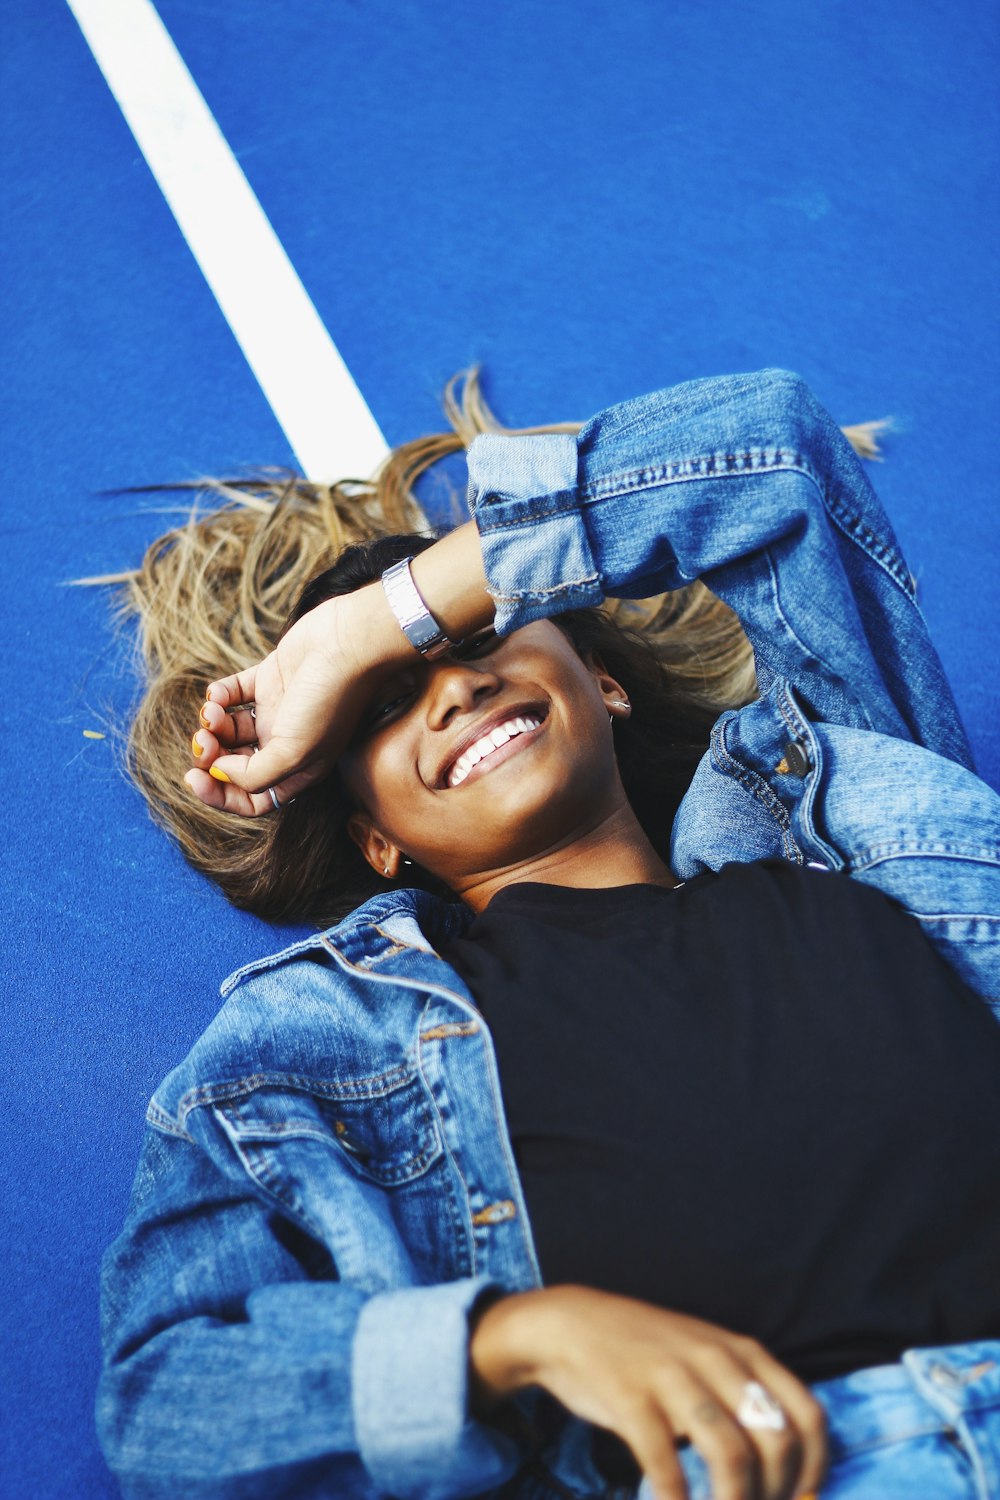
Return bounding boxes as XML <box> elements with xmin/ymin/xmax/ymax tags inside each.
<box><xmin>320</xmin><ymin>934</ymin><xmax>476</xmax><ymax>1009</ymax></box>
<box><xmin>171</xmin><ymin>1066</ymin><xmax>418</xmax><ymax>1128</ymax></box>
<box><xmin>415</xmin><ymin>994</ymin><xmax>479</xmax><ymax>1275</ymax></box>
<box><xmin>579</xmin><ymin>447</ymin><xmax>915</xmax><ymax>604</ymax></box>
<box><xmin>488</xmin><ymin>574</ymin><xmax>602</xmax><ymax>604</ymax></box>
<box><xmin>821</xmin><ymin>486</ymin><xmax>917</xmax><ymax>598</ymax></box>
<box><xmin>832</xmin><ymin>1418</ymin><xmax>957</xmax><ymax>1458</ymax></box>
<box><xmin>851</xmin><ymin>845</ymin><xmax>1000</xmax><ymax>871</ymax></box>
<box><xmin>223</xmin><ymin>1107</ymin><xmax>441</xmax><ymax>1189</ymax></box>
<box><xmin>711</xmin><ymin>723</ymin><xmax>803</xmax><ymax>863</ymax></box>
<box><xmin>145</xmin><ymin>1101</ymin><xmax>194</xmax><ymax>1140</ymax></box>
<box><xmin>579</xmin><ymin>447</ymin><xmax>807</xmax><ymax>501</ymax></box>
<box><xmin>907</xmin><ymin>910</ymin><xmax>1000</xmax><ymax>924</ymax></box>
<box><xmin>217</xmin><ymin>1129</ymin><xmax>324</xmax><ymax>1235</ymax></box>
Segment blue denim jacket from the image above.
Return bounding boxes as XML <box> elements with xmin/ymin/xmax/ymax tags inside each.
<box><xmin>97</xmin><ymin>370</ymin><xmax>1000</xmax><ymax>1500</ymax></box>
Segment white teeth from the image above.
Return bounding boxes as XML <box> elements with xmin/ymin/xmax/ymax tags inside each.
<box><xmin>447</xmin><ymin>715</ymin><xmax>542</xmax><ymax>786</ymax></box>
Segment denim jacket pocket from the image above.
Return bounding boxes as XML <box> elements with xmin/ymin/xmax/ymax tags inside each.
<box><xmin>213</xmin><ymin>1071</ymin><xmax>443</xmax><ymax>1194</ymax></box>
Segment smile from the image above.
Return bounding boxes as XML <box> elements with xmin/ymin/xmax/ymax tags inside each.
<box><xmin>447</xmin><ymin>715</ymin><xmax>543</xmax><ymax>788</ymax></box>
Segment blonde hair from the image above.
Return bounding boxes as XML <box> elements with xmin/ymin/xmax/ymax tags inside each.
<box><xmin>91</xmin><ymin>371</ymin><xmax>887</xmax><ymax>925</ymax></box>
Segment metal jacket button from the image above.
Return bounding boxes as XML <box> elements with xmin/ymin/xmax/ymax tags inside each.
<box><xmin>334</xmin><ymin>1121</ymin><xmax>372</xmax><ymax>1160</ymax></box>
<box><xmin>776</xmin><ymin>740</ymin><xmax>811</xmax><ymax>777</ymax></box>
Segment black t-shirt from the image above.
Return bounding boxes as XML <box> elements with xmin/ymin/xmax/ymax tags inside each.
<box><xmin>442</xmin><ymin>860</ymin><xmax>1000</xmax><ymax>1382</ymax></box>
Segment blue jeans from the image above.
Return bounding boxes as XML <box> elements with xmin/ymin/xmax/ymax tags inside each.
<box><xmin>645</xmin><ymin>1341</ymin><xmax>1000</xmax><ymax>1499</ymax></box>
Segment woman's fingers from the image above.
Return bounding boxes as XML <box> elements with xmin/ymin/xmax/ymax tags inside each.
<box><xmin>739</xmin><ymin>1343</ymin><xmax>828</xmax><ymax>1496</ymax></box>
<box><xmin>204</xmin><ymin>665</ymin><xmax>260</xmax><ymax>709</ymax></box>
<box><xmin>681</xmin><ymin>1348</ymin><xmax>810</xmax><ymax>1500</ymax></box>
<box><xmin>186</xmin><ymin>751</ymin><xmax>321</xmax><ymax>819</ymax></box>
<box><xmin>619</xmin><ymin>1403</ymin><xmax>688</xmax><ymax>1500</ymax></box>
<box><xmin>197</xmin><ymin>701</ymin><xmax>258</xmax><ymax>750</ymax></box>
<box><xmin>184</xmin><ymin>766</ymin><xmax>277</xmax><ymax>819</ymax></box>
<box><xmin>188</xmin><ymin>700</ymin><xmax>323</xmax><ymax>817</ymax></box>
<box><xmin>205</xmin><ymin>740</ymin><xmax>326</xmax><ymax>798</ymax></box>
<box><xmin>477</xmin><ymin>1289</ymin><xmax>824</xmax><ymax>1500</ymax></box>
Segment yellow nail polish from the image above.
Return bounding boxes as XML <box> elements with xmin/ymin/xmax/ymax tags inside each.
<box><xmin>200</xmin><ymin>706</ymin><xmax>211</xmax><ymax>728</ymax></box>
<box><xmin>209</xmin><ymin>766</ymin><xmax>230</xmax><ymax>783</ymax></box>
<box><xmin>192</xmin><ymin>734</ymin><xmax>204</xmax><ymax>757</ymax></box>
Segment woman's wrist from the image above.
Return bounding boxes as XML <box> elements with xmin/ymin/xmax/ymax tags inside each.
<box><xmin>409</xmin><ymin>520</ymin><xmax>494</xmax><ymax>646</ymax></box>
<box><xmin>345</xmin><ymin>521</ymin><xmax>493</xmax><ymax>676</ymax></box>
<box><xmin>468</xmin><ymin>1289</ymin><xmax>550</xmax><ymax>1413</ymax></box>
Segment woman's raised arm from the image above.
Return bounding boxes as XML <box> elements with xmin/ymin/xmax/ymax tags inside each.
<box><xmin>468</xmin><ymin>367</ymin><xmax>970</xmax><ymax>767</ymax></box>
<box><xmin>192</xmin><ymin>367</ymin><xmax>973</xmax><ymax>807</ymax></box>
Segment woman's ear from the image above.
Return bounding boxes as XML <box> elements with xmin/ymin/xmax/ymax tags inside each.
<box><xmin>347</xmin><ymin>811</ymin><xmax>403</xmax><ymax>879</ymax></box>
<box><xmin>586</xmin><ymin>652</ymin><xmax>632</xmax><ymax>722</ymax></box>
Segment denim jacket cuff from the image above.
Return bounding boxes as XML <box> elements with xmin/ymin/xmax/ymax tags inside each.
<box><xmin>467</xmin><ymin>431</ymin><xmax>604</xmax><ymax>634</ymax></box>
<box><xmin>352</xmin><ymin>1277</ymin><xmax>522</xmax><ymax>1498</ymax></box>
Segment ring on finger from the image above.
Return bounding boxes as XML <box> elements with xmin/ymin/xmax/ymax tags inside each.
<box><xmin>251</xmin><ymin>746</ymin><xmax>280</xmax><ymax>812</ymax></box>
<box><xmin>737</xmin><ymin>1380</ymin><xmax>787</xmax><ymax>1432</ymax></box>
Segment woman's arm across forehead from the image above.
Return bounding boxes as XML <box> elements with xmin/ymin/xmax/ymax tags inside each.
<box><xmin>200</xmin><ymin>368</ymin><xmax>973</xmax><ymax>807</ymax></box>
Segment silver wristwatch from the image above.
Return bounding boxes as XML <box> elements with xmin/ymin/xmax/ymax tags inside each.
<box><xmin>380</xmin><ymin>557</ymin><xmax>458</xmax><ymax>660</ymax></box>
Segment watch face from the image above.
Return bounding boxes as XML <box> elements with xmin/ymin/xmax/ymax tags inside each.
<box><xmin>421</xmin><ymin>634</ymin><xmax>456</xmax><ymax>661</ymax></box>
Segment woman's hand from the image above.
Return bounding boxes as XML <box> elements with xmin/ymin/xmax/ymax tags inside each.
<box><xmin>469</xmin><ymin>1286</ymin><xmax>826</xmax><ymax>1500</ymax></box>
<box><xmin>186</xmin><ymin>520</ymin><xmax>493</xmax><ymax>817</ymax></box>
<box><xmin>187</xmin><ymin>582</ymin><xmax>408</xmax><ymax>816</ymax></box>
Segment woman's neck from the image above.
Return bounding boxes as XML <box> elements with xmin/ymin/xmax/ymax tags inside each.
<box><xmin>455</xmin><ymin>806</ymin><xmax>679</xmax><ymax>913</ymax></box>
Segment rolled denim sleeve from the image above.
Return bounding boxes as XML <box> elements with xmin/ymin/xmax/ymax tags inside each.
<box><xmin>97</xmin><ymin>1125</ymin><xmax>520</xmax><ymax>1500</ymax></box>
<box><xmin>353</xmin><ymin>1281</ymin><xmax>517</xmax><ymax>1496</ymax></box>
<box><xmin>468</xmin><ymin>368</ymin><xmax>972</xmax><ymax>768</ymax></box>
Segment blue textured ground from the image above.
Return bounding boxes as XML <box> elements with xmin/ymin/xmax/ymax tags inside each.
<box><xmin>2</xmin><ymin>2</ymin><xmax>997</xmax><ymax>1494</ymax></box>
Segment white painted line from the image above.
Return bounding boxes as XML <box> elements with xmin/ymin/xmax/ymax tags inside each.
<box><xmin>66</xmin><ymin>0</ymin><xmax>389</xmax><ymax>481</ymax></box>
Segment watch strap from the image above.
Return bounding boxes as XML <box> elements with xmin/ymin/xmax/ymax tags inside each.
<box><xmin>380</xmin><ymin>557</ymin><xmax>457</xmax><ymax>660</ymax></box>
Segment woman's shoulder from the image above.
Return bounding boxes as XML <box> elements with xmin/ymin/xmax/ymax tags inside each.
<box><xmin>149</xmin><ymin>889</ymin><xmax>468</xmax><ymax>1133</ymax></box>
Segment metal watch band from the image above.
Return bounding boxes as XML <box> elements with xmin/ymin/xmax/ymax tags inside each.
<box><xmin>380</xmin><ymin>557</ymin><xmax>457</xmax><ymax>660</ymax></box>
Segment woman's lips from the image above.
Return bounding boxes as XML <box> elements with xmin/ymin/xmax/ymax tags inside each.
<box><xmin>446</xmin><ymin>714</ymin><xmax>545</xmax><ymax>788</ymax></box>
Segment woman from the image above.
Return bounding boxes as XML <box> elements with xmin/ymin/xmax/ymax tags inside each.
<box><xmin>97</xmin><ymin>368</ymin><xmax>1000</xmax><ymax>1500</ymax></box>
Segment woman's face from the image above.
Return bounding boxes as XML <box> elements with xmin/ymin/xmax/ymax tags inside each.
<box><xmin>339</xmin><ymin>621</ymin><xmax>630</xmax><ymax>896</ymax></box>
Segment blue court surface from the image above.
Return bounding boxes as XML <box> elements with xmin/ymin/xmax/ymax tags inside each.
<box><xmin>2</xmin><ymin>2</ymin><xmax>998</xmax><ymax>1495</ymax></box>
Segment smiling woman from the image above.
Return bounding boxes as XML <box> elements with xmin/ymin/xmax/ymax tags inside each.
<box><xmin>110</xmin><ymin>371</ymin><xmax>754</xmax><ymax>926</ymax></box>
<box><xmin>96</xmin><ymin>369</ymin><xmax>1000</xmax><ymax>1500</ymax></box>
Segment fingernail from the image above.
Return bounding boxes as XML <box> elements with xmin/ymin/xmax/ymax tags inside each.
<box><xmin>209</xmin><ymin>766</ymin><xmax>230</xmax><ymax>783</ymax></box>
<box><xmin>199</xmin><ymin>705</ymin><xmax>211</xmax><ymax>728</ymax></box>
<box><xmin>191</xmin><ymin>734</ymin><xmax>204</xmax><ymax>757</ymax></box>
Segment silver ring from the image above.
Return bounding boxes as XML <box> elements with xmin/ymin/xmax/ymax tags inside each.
<box><xmin>737</xmin><ymin>1380</ymin><xmax>786</xmax><ymax>1432</ymax></box>
<box><xmin>267</xmin><ymin>786</ymin><xmax>281</xmax><ymax>812</ymax></box>
<box><xmin>250</xmin><ymin>706</ymin><xmax>257</xmax><ymax>721</ymax></box>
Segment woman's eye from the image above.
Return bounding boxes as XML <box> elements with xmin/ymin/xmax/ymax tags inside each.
<box><xmin>373</xmin><ymin>693</ymin><xmax>411</xmax><ymax>721</ymax></box>
<box><xmin>363</xmin><ymin>686</ymin><xmax>416</xmax><ymax>731</ymax></box>
<box><xmin>452</xmin><ymin>629</ymin><xmax>500</xmax><ymax>661</ymax></box>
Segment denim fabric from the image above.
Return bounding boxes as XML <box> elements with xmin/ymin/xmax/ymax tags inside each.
<box><xmin>645</xmin><ymin>1341</ymin><xmax>1000</xmax><ymax>1500</ymax></box>
<box><xmin>468</xmin><ymin>368</ymin><xmax>999</xmax><ymax>1002</ymax></box>
<box><xmin>98</xmin><ymin>371</ymin><xmax>1000</xmax><ymax>1499</ymax></box>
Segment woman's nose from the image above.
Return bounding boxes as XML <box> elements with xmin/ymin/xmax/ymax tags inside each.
<box><xmin>425</xmin><ymin>661</ymin><xmax>501</xmax><ymax>728</ymax></box>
